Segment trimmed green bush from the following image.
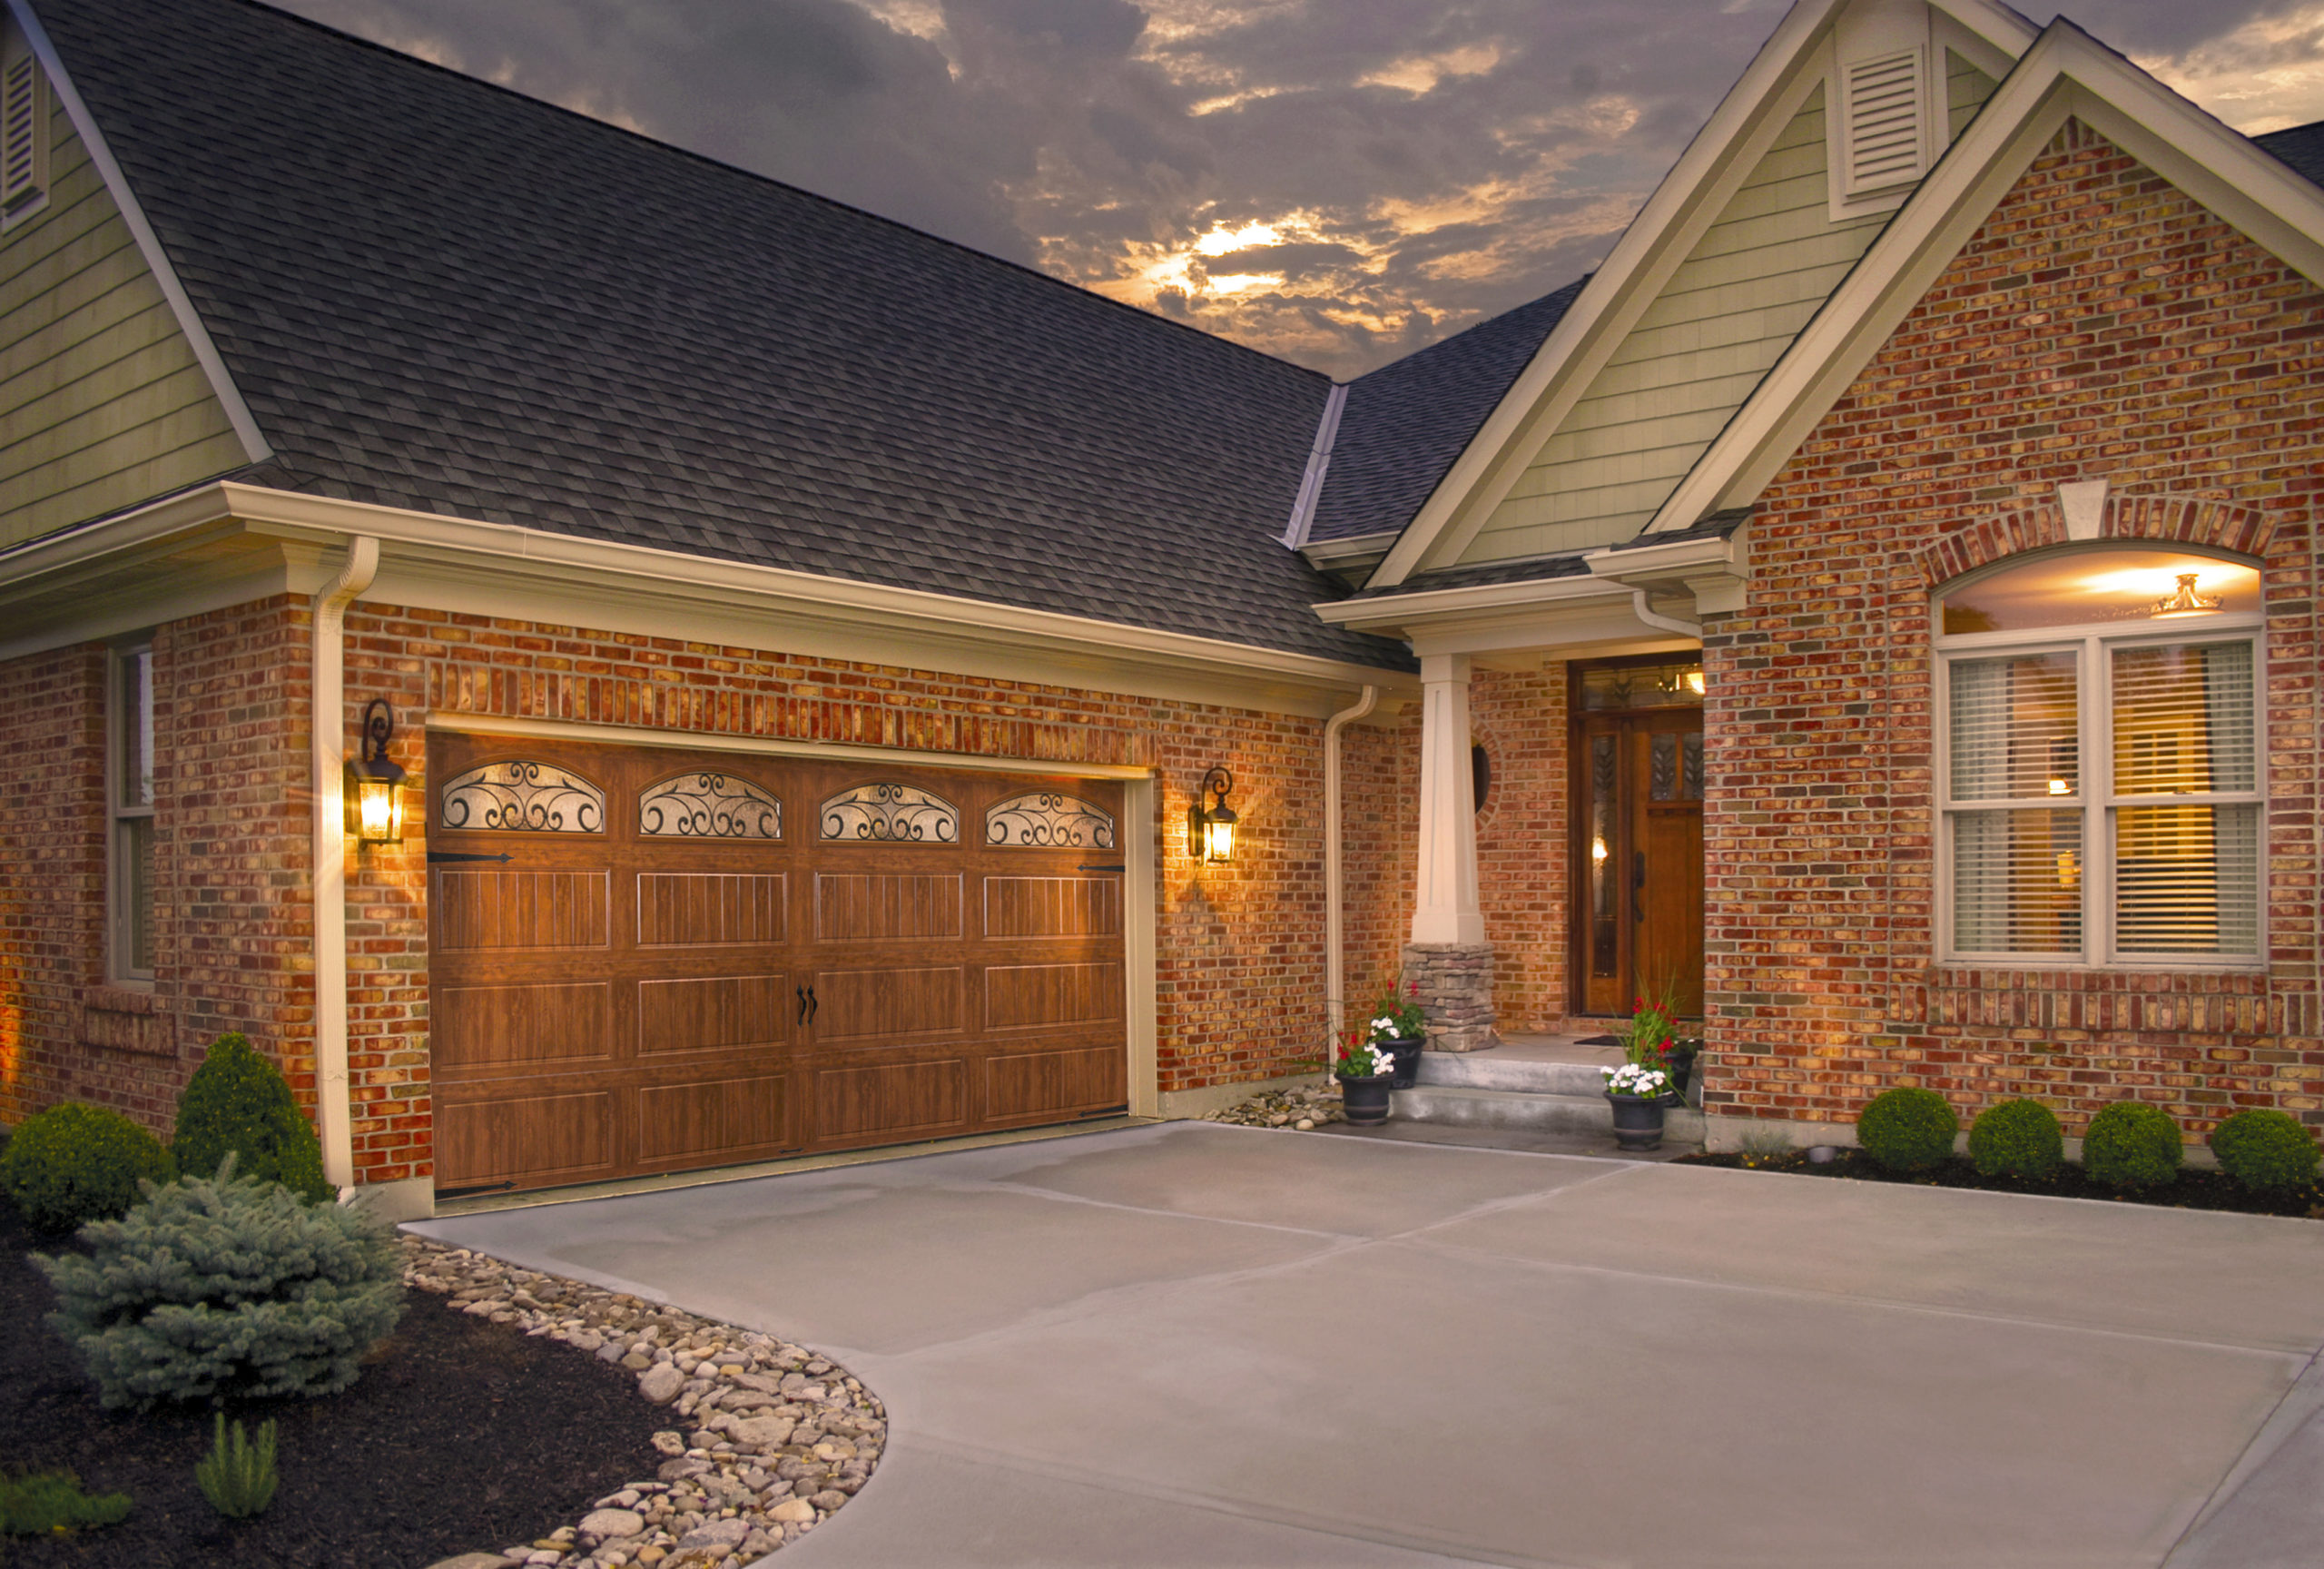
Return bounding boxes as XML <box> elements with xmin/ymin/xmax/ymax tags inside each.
<box><xmin>2209</xmin><ymin>1109</ymin><xmax>2321</xmax><ymax>1192</ymax></box>
<box><xmin>0</xmin><ymin>1470</ymin><xmax>131</xmax><ymax>1534</ymax></box>
<box><xmin>2082</xmin><ymin>1101</ymin><xmax>2183</xmax><ymax>1189</ymax></box>
<box><xmin>0</xmin><ymin>1102</ymin><xmax>174</xmax><ymax>1234</ymax></box>
<box><xmin>1968</xmin><ymin>1099</ymin><xmax>2064</xmax><ymax>1180</ymax></box>
<box><xmin>172</xmin><ymin>1032</ymin><xmax>331</xmax><ymax>1202</ymax></box>
<box><xmin>1856</xmin><ymin>1087</ymin><xmax>1959</xmax><ymax>1172</ymax></box>
<box><xmin>34</xmin><ymin>1157</ymin><xmax>403</xmax><ymax>1410</ymax></box>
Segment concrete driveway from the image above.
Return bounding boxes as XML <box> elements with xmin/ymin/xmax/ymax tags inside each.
<box><xmin>411</xmin><ymin>1122</ymin><xmax>2324</xmax><ymax>1568</ymax></box>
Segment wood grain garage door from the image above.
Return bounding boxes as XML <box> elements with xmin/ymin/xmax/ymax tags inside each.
<box><xmin>428</xmin><ymin>734</ymin><xmax>1129</xmax><ymax>1194</ymax></box>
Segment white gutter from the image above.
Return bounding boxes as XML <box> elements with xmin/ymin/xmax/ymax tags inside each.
<box><xmin>311</xmin><ymin>536</ymin><xmax>378</xmax><ymax>1195</ymax></box>
<box><xmin>1322</xmin><ymin>684</ymin><xmax>1380</xmax><ymax>1056</ymax></box>
<box><xmin>1628</xmin><ymin>587</ymin><xmax>1702</xmax><ymax>637</ymax></box>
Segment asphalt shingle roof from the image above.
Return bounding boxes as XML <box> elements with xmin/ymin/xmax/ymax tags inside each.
<box><xmin>33</xmin><ymin>0</ymin><xmax>1414</xmax><ymax>669</ymax></box>
<box><xmin>1305</xmin><ymin>279</ymin><xmax>1585</xmax><ymax>545</ymax></box>
<box><xmin>2254</xmin><ymin>120</ymin><xmax>2324</xmax><ymax>187</ymax></box>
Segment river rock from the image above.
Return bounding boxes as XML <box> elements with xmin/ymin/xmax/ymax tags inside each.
<box><xmin>579</xmin><ymin>1508</ymin><xmax>645</xmax><ymax>1539</ymax></box>
<box><xmin>638</xmin><ymin>1362</ymin><xmax>685</xmax><ymax>1404</ymax></box>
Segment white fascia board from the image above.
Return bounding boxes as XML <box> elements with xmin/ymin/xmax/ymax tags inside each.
<box><xmin>1368</xmin><ymin>0</ymin><xmax>1853</xmax><ymax>588</ymax></box>
<box><xmin>0</xmin><ymin>482</ymin><xmax>1414</xmax><ymax>712</ymax></box>
<box><xmin>1645</xmin><ymin>19</ymin><xmax>2324</xmax><ymax>533</ymax></box>
<box><xmin>4</xmin><ymin>0</ymin><xmax>271</xmax><ymax>466</ymax></box>
<box><xmin>1584</xmin><ymin>532</ymin><xmax>1745</xmax><ymax>582</ymax></box>
<box><xmin>1313</xmin><ymin>572</ymin><xmax>1631</xmax><ymax>634</ymax></box>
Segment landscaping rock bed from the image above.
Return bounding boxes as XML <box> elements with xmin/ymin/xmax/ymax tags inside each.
<box><xmin>403</xmin><ymin>1238</ymin><xmax>884</xmax><ymax>1568</ymax></box>
<box><xmin>1199</xmin><ymin>1081</ymin><xmax>1344</xmax><ymax>1130</ymax></box>
<box><xmin>1679</xmin><ymin>1147</ymin><xmax>2324</xmax><ymax>1218</ymax></box>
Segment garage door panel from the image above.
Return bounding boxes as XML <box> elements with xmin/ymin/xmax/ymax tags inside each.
<box><xmin>985</xmin><ymin>962</ymin><xmax>1124</xmax><ymax>1032</ymax></box>
<box><xmin>435</xmin><ymin>870</ymin><xmax>610</xmax><ymax>950</ymax></box>
<box><xmin>986</xmin><ymin>1045</ymin><xmax>1127</xmax><ymax>1123</ymax></box>
<box><xmin>815</xmin><ymin>1060</ymin><xmax>967</xmax><ymax>1141</ymax></box>
<box><xmin>636</xmin><ymin>872</ymin><xmax>787</xmax><ymax>946</ymax></box>
<box><xmin>636</xmin><ymin>1074</ymin><xmax>790</xmax><ymax>1164</ymax></box>
<box><xmin>983</xmin><ymin>875</ymin><xmax>1121</xmax><ymax>939</ymax></box>
<box><xmin>436</xmin><ymin>981</ymin><xmax>615</xmax><ymax>1075</ymax></box>
<box><xmin>814</xmin><ymin>873</ymin><xmax>962</xmax><ymax>941</ymax></box>
<box><xmin>637</xmin><ymin>973</ymin><xmax>792</xmax><ymax>1054</ymax></box>
<box><xmin>438</xmin><ymin>1090</ymin><xmax>615</xmax><ymax>1188</ymax></box>
<box><xmin>812</xmin><ymin>965</ymin><xmax>965</xmax><ymax>1041</ymax></box>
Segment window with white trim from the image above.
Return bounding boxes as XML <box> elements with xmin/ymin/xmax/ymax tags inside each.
<box><xmin>1</xmin><ymin>21</ymin><xmax>50</xmax><ymax>231</ymax></box>
<box><xmin>108</xmin><ymin>643</ymin><xmax>155</xmax><ymax>982</ymax></box>
<box><xmin>1936</xmin><ymin>548</ymin><xmax>2264</xmax><ymax>966</ymax></box>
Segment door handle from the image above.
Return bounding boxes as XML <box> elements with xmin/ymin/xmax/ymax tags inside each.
<box><xmin>806</xmin><ymin>986</ymin><xmax>818</xmax><ymax>1023</ymax></box>
<box><xmin>796</xmin><ymin>985</ymin><xmax>809</xmax><ymax>1026</ymax></box>
<box><xmin>1632</xmin><ymin>850</ymin><xmax>1646</xmax><ymax>922</ymax></box>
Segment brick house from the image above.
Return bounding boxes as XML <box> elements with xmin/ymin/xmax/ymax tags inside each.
<box><xmin>1</xmin><ymin>0</ymin><xmax>2318</xmax><ymax>1216</ymax></box>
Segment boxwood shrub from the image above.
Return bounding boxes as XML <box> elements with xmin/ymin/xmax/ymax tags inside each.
<box><xmin>2082</xmin><ymin>1101</ymin><xmax>2182</xmax><ymax>1189</ymax></box>
<box><xmin>2208</xmin><ymin>1109</ymin><xmax>2320</xmax><ymax>1192</ymax></box>
<box><xmin>1856</xmin><ymin>1087</ymin><xmax>1958</xmax><ymax>1172</ymax></box>
<box><xmin>0</xmin><ymin>1102</ymin><xmax>174</xmax><ymax>1235</ymax></box>
<box><xmin>1968</xmin><ymin>1098</ymin><xmax>2063</xmax><ymax>1179</ymax></box>
<box><xmin>172</xmin><ymin>1033</ymin><xmax>331</xmax><ymax>1202</ymax></box>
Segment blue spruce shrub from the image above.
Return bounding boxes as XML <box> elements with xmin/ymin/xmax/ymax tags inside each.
<box><xmin>172</xmin><ymin>1032</ymin><xmax>331</xmax><ymax>1202</ymax></box>
<box><xmin>34</xmin><ymin>1157</ymin><xmax>402</xmax><ymax>1409</ymax></box>
<box><xmin>1856</xmin><ymin>1087</ymin><xmax>1959</xmax><ymax>1172</ymax></box>
<box><xmin>2081</xmin><ymin>1101</ymin><xmax>2183</xmax><ymax>1189</ymax></box>
<box><xmin>0</xmin><ymin>1102</ymin><xmax>174</xmax><ymax>1234</ymax></box>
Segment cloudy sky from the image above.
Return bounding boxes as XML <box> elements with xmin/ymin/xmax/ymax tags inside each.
<box><xmin>273</xmin><ymin>0</ymin><xmax>2324</xmax><ymax>378</ymax></box>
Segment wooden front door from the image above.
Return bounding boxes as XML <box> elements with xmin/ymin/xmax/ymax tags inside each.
<box><xmin>426</xmin><ymin>734</ymin><xmax>1130</xmax><ymax>1195</ymax></box>
<box><xmin>1574</xmin><ymin>703</ymin><xmax>1704</xmax><ymax>1019</ymax></box>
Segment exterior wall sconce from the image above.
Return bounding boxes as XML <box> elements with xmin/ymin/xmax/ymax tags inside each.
<box><xmin>1187</xmin><ymin>765</ymin><xmax>1238</xmax><ymax>864</ymax></box>
<box><xmin>345</xmin><ymin>697</ymin><xmax>408</xmax><ymax>844</ymax></box>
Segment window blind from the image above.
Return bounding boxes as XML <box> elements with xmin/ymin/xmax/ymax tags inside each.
<box><xmin>1949</xmin><ymin>651</ymin><xmax>2077</xmax><ymax>801</ymax></box>
<box><xmin>1954</xmin><ymin>809</ymin><xmax>2083</xmax><ymax>953</ymax></box>
<box><xmin>2111</xmin><ymin>641</ymin><xmax>2259</xmax><ymax>955</ymax></box>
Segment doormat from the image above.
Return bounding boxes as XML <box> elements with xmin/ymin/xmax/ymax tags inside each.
<box><xmin>1573</xmin><ymin>1034</ymin><xmax>1620</xmax><ymax>1046</ymax></box>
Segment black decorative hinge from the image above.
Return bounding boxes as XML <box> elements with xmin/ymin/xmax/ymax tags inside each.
<box><xmin>427</xmin><ymin>851</ymin><xmax>514</xmax><ymax>864</ymax></box>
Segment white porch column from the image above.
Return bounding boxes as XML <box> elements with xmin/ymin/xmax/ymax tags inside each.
<box><xmin>1410</xmin><ymin>652</ymin><xmax>1482</xmax><ymax>945</ymax></box>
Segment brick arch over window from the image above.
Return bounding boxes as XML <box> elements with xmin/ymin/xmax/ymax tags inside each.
<box><xmin>1912</xmin><ymin>492</ymin><xmax>2271</xmax><ymax>589</ymax></box>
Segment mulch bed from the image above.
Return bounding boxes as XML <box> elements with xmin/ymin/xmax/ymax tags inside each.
<box><xmin>1676</xmin><ymin>1147</ymin><xmax>2324</xmax><ymax>1218</ymax></box>
<box><xmin>3</xmin><ymin>1202</ymin><xmax>666</xmax><ymax>1568</ymax></box>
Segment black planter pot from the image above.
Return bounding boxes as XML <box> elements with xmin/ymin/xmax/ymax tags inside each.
<box><xmin>1605</xmin><ymin>1090</ymin><xmax>1666</xmax><ymax>1151</ymax></box>
<box><xmin>1664</xmin><ymin>1051</ymin><xmax>1695</xmax><ymax>1100</ymax></box>
<box><xmin>1340</xmin><ymin>1072</ymin><xmax>1393</xmax><ymax>1124</ymax></box>
<box><xmin>1383</xmin><ymin>1038</ymin><xmax>1423</xmax><ymax>1090</ymax></box>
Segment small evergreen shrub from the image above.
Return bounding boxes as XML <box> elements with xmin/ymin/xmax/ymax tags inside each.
<box><xmin>34</xmin><ymin>1158</ymin><xmax>403</xmax><ymax>1410</ymax></box>
<box><xmin>0</xmin><ymin>1102</ymin><xmax>174</xmax><ymax>1234</ymax></box>
<box><xmin>1968</xmin><ymin>1099</ymin><xmax>2064</xmax><ymax>1179</ymax></box>
<box><xmin>2209</xmin><ymin>1110</ymin><xmax>2321</xmax><ymax>1192</ymax></box>
<box><xmin>195</xmin><ymin>1415</ymin><xmax>279</xmax><ymax>1519</ymax></box>
<box><xmin>0</xmin><ymin>1470</ymin><xmax>132</xmax><ymax>1534</ymax></box>
<box><xmin>1856</xmin><ymin>1087</ymin><xmax>1959</xmax><ymax>1172</ymax></box>
<box><xmin>172</xmin><ymin>1032</ymin><xmax>331</xmax><ymax>1202</ymax></box>
<box><xmin>2082</xmin><ymin>1101</ymin><xmax>2183</xmax><ymax>1189</ymax></box>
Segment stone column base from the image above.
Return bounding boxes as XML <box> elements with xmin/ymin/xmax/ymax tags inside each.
<box><xmin>1402</xmin><ymin>942</ymin><xmax>1499</xmax><ymax>1053</ymax></box>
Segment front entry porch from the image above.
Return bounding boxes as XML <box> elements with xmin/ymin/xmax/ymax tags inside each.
<box><xmin>1324</xmin><ymin>1031</ymin><xmax>1707</xmax><ymax>1158</ymax></box>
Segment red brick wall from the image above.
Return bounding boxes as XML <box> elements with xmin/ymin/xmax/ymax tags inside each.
<box><xmin>1340</xmin><ymin>709</ymin><xmax>1419</xmax><ymax>1038</ymax></box>
<box><xmin>0</xmin><ymin>598</ymin><xmax>314</xmax><ymax>1140</ymax></box>
<box><xmin>1704</xmin><ymin>121</ymin><xmax>2324</xmax><ymax>1139</ymax></box>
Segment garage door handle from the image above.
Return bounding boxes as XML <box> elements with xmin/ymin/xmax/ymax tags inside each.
<box><xmin>806</xmin><ymin>986</ymin><xmax>818</xmax><ymax>1022</ymax></box>
<box><xmin>1633</xmin><ymin>851</ymin><xmax>1646</xmax><ymax>921</ymax></box>
<box><xmin>796</xmin><ymin>985</ymin><xmax>810</xmax><ymax>1025</ymax></box>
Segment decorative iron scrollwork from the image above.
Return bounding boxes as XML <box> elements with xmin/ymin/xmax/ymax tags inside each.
<box><xmin>820</xmin><ymin>783</ymin><xmax>959</xmax><ymax>844</ymax></box>
<box><xmin>440</xmin><ymin>760</ymin><xmax>606</xmax><ymax>833</ymax></box>
<box><xmin>985</xmin><ymin>792</ymin><xmax>1115</xmax><ymax>849</ymax></box>
<box><xmin>639</xmin><ymin>773</ymin><xmax>783</xmax><ymax>839</ymax></box>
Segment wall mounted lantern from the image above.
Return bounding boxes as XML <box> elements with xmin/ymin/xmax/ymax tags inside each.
<box><xmin>1187</xmin><ymin>765</ymin><xmax>1238</xmax><ymax>864</ymax></box>
<box><xmin>345</xmin><ymin>697</ymin><xmax>408</xmax><ymax>844</ymax></box>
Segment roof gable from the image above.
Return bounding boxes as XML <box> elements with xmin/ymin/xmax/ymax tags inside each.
<box><xmin>1366</xmin><ymin>0</ymin><xmax>2039</xmax><ymax>588</ymax></box>
<box><xmin>15</xmin><ymin>0</ymin><xmax>1412</xmax><ymax>669</ymax></box>
<box><xmin>1643</xmin><ymin>16</ymin><xmax>2324</xmax><ymax>536</ymax></box>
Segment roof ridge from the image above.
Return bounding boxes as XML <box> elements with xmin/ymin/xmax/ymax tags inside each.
<box><xmin>128</xmin><ymin>0</ymin><xmax>1327</xmax><ymax>385</ymax></box>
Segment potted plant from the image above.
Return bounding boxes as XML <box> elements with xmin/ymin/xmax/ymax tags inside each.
<box><xmin>1336</xmin><ymin>1035</ymin><xmax>1394</xmax><ymax>1125</ymax></box>
<box><xmin>1369</xmin><ymin>980</ymin><xmax>1429</xmax><ymax>1090</ymax></box>
<box><xmin>1600</xmin><ymin>1062</ymin><xmax>1674</xmax><ymax>1150</ymax></box>
<box><xmin>1620</xmin><ymin>989</ymin><xmax>1692</xmax><ymax>1102</ymax></box>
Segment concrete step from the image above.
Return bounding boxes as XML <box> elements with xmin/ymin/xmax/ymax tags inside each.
<box><xmin>1392</xmin><ymin>1081</ymin><xmax>1706</xmax><ymax>1145</ymax></box>
<box><xmin>1414</xmin><ymin>1051</ymin><xmax>1610</xmax><ymax>1098</ymax></box>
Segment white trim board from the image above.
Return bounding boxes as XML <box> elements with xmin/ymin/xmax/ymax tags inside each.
<box><xmin>2</xmin><ymin>0</ymin><xmax>270</xmax><ymax>465</ymax></box>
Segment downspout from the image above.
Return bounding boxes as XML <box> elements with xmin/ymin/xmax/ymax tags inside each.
<box><xmin>312</xmin><ymin>537</ymin><xmax>379</xmax><ymax>1196</ymax></box>
<box><xmin>1323</xmin><ymin>684</ymin><xmax>1380</xmax><ymax>1063</ymax></box>
<box><xmin>1630</xmin><ymin>586</ymin><xmax>1701</xmax><ymax>637</ymax></box>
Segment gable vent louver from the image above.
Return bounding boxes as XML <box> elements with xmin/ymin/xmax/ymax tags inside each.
<box><xmin>1842</xmin><ymin>48</ymin><xmax>1926</xmax><ymax>195</ymax></box>
<box><xmin>0</xmin><ymin>47</ymin><xmax>44</xmax><ymax>222</ymax></box>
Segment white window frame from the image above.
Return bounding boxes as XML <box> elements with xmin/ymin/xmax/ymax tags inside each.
<box><xmin>1935</xmin><ymin>576</ymin><xmax>2265</xmax><ymax>972</ymax></box>
<box><xmin>106</xmin><ymin>641</ymin><xmax>155</xmax><ymax>986</ymax></box>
